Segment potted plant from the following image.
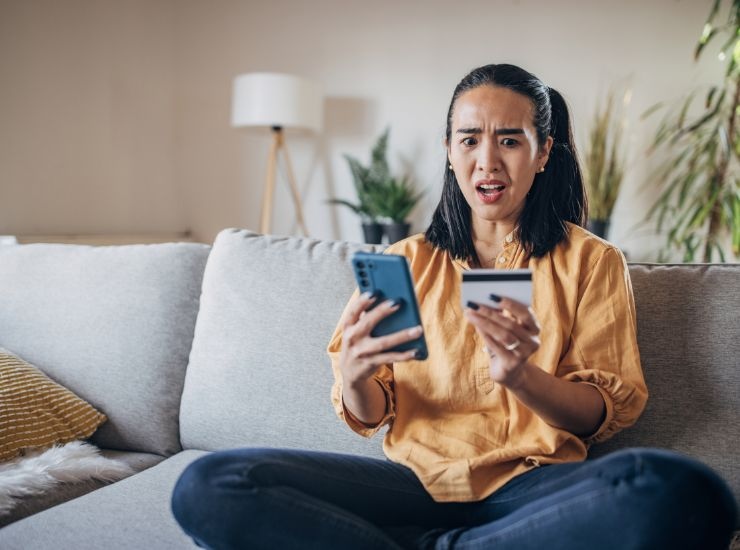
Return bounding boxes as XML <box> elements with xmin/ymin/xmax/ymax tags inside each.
<box><xmin>330</xmin><ymin>128</ymin><xmax>422</xmax><ymax>244</ymax></box>
<box><xmin>583</xmin><ymin>89</ymin><xmax>628</xmax><ymax>239</ymax></box>
<box><xmin>327</xmin><ymin>131</ymin><xmax>390</xmax><ymax>243</ymax></box>
<box><xmin>373</xmin><ymin>175</ymin><xmax>423</xmax><ymax>243</ymax></box>
<box><xmin>644</xmin><ymin>0</ymin><xmax>739</xmax><ymax>262</ymax></box>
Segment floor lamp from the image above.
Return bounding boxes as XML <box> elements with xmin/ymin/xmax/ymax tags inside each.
<box><xmin>231</xmin><ymin>73</ymin><xmax>323</xmax><ymax>236</ymax></box>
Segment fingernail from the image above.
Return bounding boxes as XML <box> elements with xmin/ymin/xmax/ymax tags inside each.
<box><xmin>360</xmin><ymin>291</ymin><xmax>373</xmax><ymax>300</ymax></box>
<box><xmin>408</xmin><ymin>325</ymin><xmax>422</xmax><ymax>336</ymax></box>
<box><xmin>410</xmin><ymin>349</ymin><xmax>418</xmax><ymax>358</ymax></box>
<box><xmin>388</xmin><ymin>299</ymin><xmax>400</xmax><ymax>308</ymax></box>
<box><xmin>489</xmin><ymin>294</ymin><xmax>502</xmax><ymax>302</ymax></box>
<box><xmin>466</xmin><ymin>301</ymin><xmax>480</xmax><ymax>310</ymax></box>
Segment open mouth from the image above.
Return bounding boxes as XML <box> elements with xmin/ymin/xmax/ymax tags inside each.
<box><xmin>476</xmin><ymin>183</ymin><xmax>506</xmax><ymax>196</ymax></box>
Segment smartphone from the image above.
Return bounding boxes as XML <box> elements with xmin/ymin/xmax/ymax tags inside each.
<box><xmin>461</xmin><ymin>268</ymin><xmax>533</xmax><ymax>310</ymax></box>
<box><xmin>351</xmin><ymin>252</ymin><xmax>428</xmax><ymax>360</ymax></box>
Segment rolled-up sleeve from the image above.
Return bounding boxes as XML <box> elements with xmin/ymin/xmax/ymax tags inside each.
<box><xmin>557</xmin><ymin>247</ymin><xmax>648</xmax><ymax>444</ymax></box>
<box><xmin>327</xmin><ymin>294</ymin><xmax>396</xmax><ymax>438</ymax></box>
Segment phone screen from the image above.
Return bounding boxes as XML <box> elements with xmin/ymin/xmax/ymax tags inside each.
<box><xmin>351</xmin><ymin>252</ymin><xmax>428</xmax><ymax>360</ymax></box>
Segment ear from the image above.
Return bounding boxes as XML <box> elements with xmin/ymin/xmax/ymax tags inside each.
<box><xmin>443</xmin><ymin>137</ymin><xmax>451</xmax><ymax>164</ymax></box>
<box><xmin>538</xmin><ymin>136</ymin><xmax>554</xmax><ymax>165</ymax></box>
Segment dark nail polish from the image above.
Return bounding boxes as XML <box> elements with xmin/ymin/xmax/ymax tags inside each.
<box><xmin>466</xmin><ymin>301</ymin><xmax>480</xmax><ymax>310</ymax></box>
<box><xmin>489</xmin><ymin>294</ymin><xmax>502</xmax><ymax>302</ymax></box>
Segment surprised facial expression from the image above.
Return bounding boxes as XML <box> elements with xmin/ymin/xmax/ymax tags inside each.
<box><xmin>447</xmin><ymin>85</ymin><xmax>552</xmax><ymax>229</ymax></box>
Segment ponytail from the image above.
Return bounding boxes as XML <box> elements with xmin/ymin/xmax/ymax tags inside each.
<box><xmin>518</xmin><ymin>87</ymin><xmax>587</xmax><ymax>257</ymax></box>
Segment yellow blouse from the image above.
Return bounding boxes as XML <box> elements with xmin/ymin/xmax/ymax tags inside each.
<box><xmin>327</xmin><ymin>223</ymin><xmax>648</xmax><ymax>502</ymax></box>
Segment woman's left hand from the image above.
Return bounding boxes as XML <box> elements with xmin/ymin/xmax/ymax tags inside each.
<box><xmin>464</xmin><ymin>298</ymin><xmax>540</xmax><ymax>388</ymax></box>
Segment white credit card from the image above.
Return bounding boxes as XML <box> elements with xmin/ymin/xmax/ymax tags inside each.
<box><xmin>461</xmin><ymin>268</ymin><xmax>532</xmax><ymax>309</ymax></box>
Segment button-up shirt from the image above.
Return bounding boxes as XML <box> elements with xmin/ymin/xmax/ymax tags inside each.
<box><xmin>328</xmin><ymin>223</ymin><xmax>648</xmax><ymax>502</ymax></box>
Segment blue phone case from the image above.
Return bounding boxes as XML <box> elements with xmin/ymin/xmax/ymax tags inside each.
<box><xmin>351</xmin><ymin>252</ymin><xmax>428</xmax><ymax>360</ymax></box>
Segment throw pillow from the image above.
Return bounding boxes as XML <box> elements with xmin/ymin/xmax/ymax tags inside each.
<box><xmin>0</xmin><ymin>348</ymin><xmax>107</xmax><ymax>462</ymax></box>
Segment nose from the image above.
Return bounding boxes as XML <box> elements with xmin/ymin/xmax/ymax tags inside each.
<box><xmin>476</xmin><ymin>140</ymin><xmax>501</xmax><ymax>173</ymax></box>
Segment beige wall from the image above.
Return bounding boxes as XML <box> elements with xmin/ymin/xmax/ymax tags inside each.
<box><xmin>0</xmin><ymin>0</ymin><xmax>181</xmax><ymax>235</ymax></box>
<box><xmin>0</xmin><ymin>0</ymin><xmax>724</xmax><ymax>259</ymax></box>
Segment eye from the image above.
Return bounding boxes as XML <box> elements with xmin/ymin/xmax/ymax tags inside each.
<box><xmin>501</xmin><ymin>138</ymin><xmax>519</xmax><ymax>147</ymax></box>
<box><xmin>461</xmin><ymin>137</ymin><xmax>478</xmax><ymax>147</ymax></box>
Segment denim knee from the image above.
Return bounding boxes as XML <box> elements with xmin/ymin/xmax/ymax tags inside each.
<box><xmin>607</xmin><ymin>447</ymin><xmax>737</xmax><ymax>546</ymax></box>
<box><xmin>171</xmin><ymin>458</ymin><xmax>202</xmax><ymax>527</ymax></box>
<box><xmin>171</xmin><ymin>452</ymin><xmax>230</xmax><ymax>532</ymax></box>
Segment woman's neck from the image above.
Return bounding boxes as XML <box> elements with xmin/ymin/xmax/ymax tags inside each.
<box><xmin>471</xmin><ymin>220</ymin><xmax>516</xmax><ymax>267</ymax></box>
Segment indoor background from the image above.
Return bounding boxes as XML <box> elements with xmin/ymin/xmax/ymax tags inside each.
<box><xmin>0</xmin><ymin>0</ymin><xmax>725</xmax><ymax>260</ymax></box>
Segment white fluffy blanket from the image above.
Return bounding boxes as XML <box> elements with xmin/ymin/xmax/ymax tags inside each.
<box><xmin>0</xmin><ymin>441</ymin><xmax>134</xmax><ymax>516</ymax></box>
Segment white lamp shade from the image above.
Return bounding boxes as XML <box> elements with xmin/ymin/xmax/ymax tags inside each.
<box><xmin>231</xmin><ymin>72</ymin><xmax>323</xmax><ymax>132</ymax></box>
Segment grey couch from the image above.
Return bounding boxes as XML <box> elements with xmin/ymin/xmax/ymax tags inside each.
<box><xmin>0</xmin><ymin>228</ymin><xmax>737</xmax><ymax>549</ymax></box>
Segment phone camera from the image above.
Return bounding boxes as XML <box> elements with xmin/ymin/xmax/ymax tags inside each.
<box><xmin>356</xmin><ymin>261</ymin><xmax>365</xmax><ymax>269</ymax></box>
<box><xmin>358</xmin><ymin>270</ymin><xmax>367</xmax><ymax>278</ymax></box>
<box><xmin>367</xmin><ymin>262</ymin><xmax>374</xmax><ymax>269</ymax></box>
<box><xmin>360</xmin><ymin>278</ymin><xmax>369</xmax><ymax>288</ymax></box>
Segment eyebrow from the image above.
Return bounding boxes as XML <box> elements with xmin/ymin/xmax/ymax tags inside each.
<box><xmin>456</xmin><ymin>127</ymin><xmax>525</xmax><ymax>135</ymax></box>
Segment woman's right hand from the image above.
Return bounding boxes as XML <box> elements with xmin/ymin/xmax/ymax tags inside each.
<box><xmin>339</xmin><ymin>291</ymin><xmax>422</xmax><ymax>386</ymax></box>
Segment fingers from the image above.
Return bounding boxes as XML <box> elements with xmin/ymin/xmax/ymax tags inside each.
<box><xmin>345</xmin><ymin>337</ymin><xmax>419</xmax><ymax>381</ymax></box>
<box><xmin>343</xmin><ymin>296</ymin><xmax>400</xmax><ymax>346</ymax></box>
<box><xmin>469</xmin><ymin>296</ymin><xmax>539</xmax><ymax>335</ymax></box>
<box><xmin>341</xmin><ymin>294</ymin><xmax>423</xmax><ymax>380</ymax></box>
<box><xmin>494</xmin><ymin>297</ymin><xmax>540</xmax><ymax>333</ymax></box>
<box><xmin>464</xmin><ymin>302</ymin><xmax>539</xmax><ymax>356</ymax></box>
<box><xmin>355</xmin><ymin>349</ymin><xmax>418</xmax><ymax>369</ymax></box>
<box><xmin>354</xmin><ymin>325</ymin><xmax>423</xmax><ymax>359</ymax></box>
<box><xmin>475</xmin><ymin>305</ymin><xmax>536</xmax><ymax>341</ymax></box>
<box><xmin>342</xmin><ymin>291</ymin><xmax>378</xmax><ymax>330</ymax></box>
<box><xmin>352</xmin><ymin>299</ymin><xmax>403</xmax><ymax>341</ymax></box>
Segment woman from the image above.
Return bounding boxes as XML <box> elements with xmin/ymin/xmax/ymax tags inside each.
<box><xmin>172</xmin><ymin>64</ymin><xmax>736</xmax><ymax>549</ymax></box>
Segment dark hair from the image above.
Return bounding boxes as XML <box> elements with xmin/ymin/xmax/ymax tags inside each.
<box><xmin>425</xmin><ymin>64</ymin><xmax>587</xmax><ymax>262</ymax></box>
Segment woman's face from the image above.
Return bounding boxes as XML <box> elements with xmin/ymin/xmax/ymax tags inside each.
<box><xmin>447</xmin><ymin>85</ymin><xmax>552</xmax><ymax>231</ymax></box>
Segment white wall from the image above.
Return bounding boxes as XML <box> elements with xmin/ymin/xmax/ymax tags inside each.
<box><xmin>1</xmin><ymin>0</ymin><xmax>726</xmax><ymax>260</ymax></box>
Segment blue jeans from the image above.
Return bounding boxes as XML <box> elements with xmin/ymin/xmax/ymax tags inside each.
<box><xmin>171</xmin><ymin>447</ymin><xmax>736</xmax><ymax>549</ymax></box>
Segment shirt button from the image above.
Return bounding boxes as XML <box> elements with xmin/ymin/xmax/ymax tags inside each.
<box><xmin>498</xmin><ymin>256</ymin><xmax>507</xmax><ymax>263</ymax></box>
<box><xmin>505</xmin><ymin>235</ymin><xmax>513</xmax><ymax>243</ymax></box>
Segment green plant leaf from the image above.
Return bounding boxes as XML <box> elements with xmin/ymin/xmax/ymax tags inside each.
<box><xmin>369</xmin><ymin>127</ymin><xmax>391</xmax><ymax>182</ymax></box>
<box><xmin>683</xmin><ymin>90</ymin><xmax>726</xmax><ymax>133</ymax></box>
<box><xmin>677</xmin><ymin>92</ymin><xmax>696</xmax><ymax>130</ymax></box>
<box><xmin>641</xmin><ymin>101</ymin><xmax>666</xmax><ymax>120</ymax></box>
<box><xmin>695</xmin><ymin>24</ymin><xmax>718</xmax><ymax>59</ymax></box>
<box><xmin>326</xmin><ymin>198</ymin><xmax>362</xmax><ymax>215</ymax></box>
<box><xmin>335</xmin><ymin>128</ymin><xmax>423</xmax><ymax>223</ymax></box>
<box><xmin>707</xmin><ymin>0</ymin><xmax>723</xmax><ymax>24</ymax></box>
<box><xmin>706</xmin><ymin>86</ymin><xmax>718</xmax><ymax>108</ymax></box>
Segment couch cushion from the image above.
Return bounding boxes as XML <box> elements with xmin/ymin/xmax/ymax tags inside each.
<box><xmin>0</xmin><ymin>450</ymin><xmax>204</xmax><ymax>549</ymax></box>
<box><xmin>0</xmin><ymin>348</ymin><xmax>107</xmax><ymax>461</ymax></box>
<box><xmin>0</xmin><ymin>449</ymin><xmax>163</xmax><ymax>528</ymax></box>
<box><xmin>180</xmin><ymin>229</ymin><xmax>385</xmax><ymax>459</ymax></box>
<box><xmin>590</xmin><ymin>263</ymin><xmax>740</xmax><ymax>527</ymax></box>
<box><xmin>0</xmin><ymin>242</ymin><xmax>211</xmax><ymax>456</ymax></box>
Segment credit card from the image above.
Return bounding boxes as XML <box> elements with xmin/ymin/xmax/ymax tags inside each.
<box><xmin>461</xmin><ymin>269</ymin><xmax>532</xmax><ymax>309</ymax></box>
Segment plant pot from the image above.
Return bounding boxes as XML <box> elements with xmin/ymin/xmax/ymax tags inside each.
<box><xmin>361</xmin><ymin>222</ymin><xmax>384</xmax><ymax>244</ymax></box>
<box><xmin>384</xmin><ymin>222</ymin><xmax>411</xmax><ymax>244</ymax></box>
<box><xmin>587</xmin><ymin>219</ymin><xmax>610</xmax><ymax>239</ymax></box>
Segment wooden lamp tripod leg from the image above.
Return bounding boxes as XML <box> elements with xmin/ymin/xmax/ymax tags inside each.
<box><xmin>260</xmin><ymin>129</ymin><xmax>280</xmax><ymax>235</ymax></box>
<box><xmin>260</xmin><ymin>127</ymin><xmax>310</xmax><ymax>237</ymax></box>
<box><xmin>277</xmin><ymin>133</ymin><xmax>309</xmax><ymax>236</ymax></box>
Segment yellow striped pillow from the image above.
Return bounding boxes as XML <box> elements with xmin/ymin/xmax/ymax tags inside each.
<box><xmin>0</xmin><ymin>349</ymin><xmax>107</xmax><ymax>462</ymax></box>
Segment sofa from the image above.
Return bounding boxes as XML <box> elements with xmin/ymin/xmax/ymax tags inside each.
<box><xmin>0</xmin><ymin>228</ymin><xmax>737</xmax><ymax>549</ymax></box>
